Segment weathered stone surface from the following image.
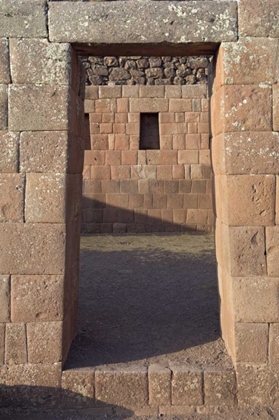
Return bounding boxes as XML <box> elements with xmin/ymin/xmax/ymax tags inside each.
<box><xmin>10</xmin><ymin>39</ymin><xmax>71</xmax><ymax>85</ymax></box>
<box><xmin>11</xmin><ymin>275</ymin><xmax>64</xmax><ymax>322</ymax></box>
<box><xmin>0</xmin><ymin>0</ymin><xmax>47</xmax><ymax>38</ymax></box>
<box><xmin>235</xmin><ymin>323</ymin><xmax>268</xmax><ymax>364</ymax></box>
<box><xmin>212</xmin><ymin>132</ymin><xmax>279</xmax><ymax>175</ymax></box>
<box><xmin>269</xmin><ymin>323</ymin><xmax>279</xmax><ymax>367</ymax></box>
<box><xmin>27</xmin><ymin>321</ymin><xmax>63</xmax><ymax>363</ymax></box>
<box><xmin>25</xmin><ymin>173</ymin><xmax>67</xmax><ymax>223</ymax></box>
<box><xmin>233</xmin><ymin>277</ymin><xmax>279</xmax><ymax>323</ymax></box>
<box><xmin>0</xmin><ymin>39</ymin><xmax>10</xmax><ymax>83</ymax></box>
<box><xmin>61</xmin><ymin>369</ymin><xmax>95</xmax><ymax>408</ymax></box>
<box><xmin>171</xmin><ymin>365</ymin><xmax>203</xmax><ymax>406</ymax></box>
<box><xmin>95</xmin><ymin>366</ymin><xmax>148</xmax><ymax>407</ymax></box>
<box><xmin>5</xmin><ymin>323</ymin><xmax>27</xmax><ymax>365</ymax></box>
<box><xmin>0</xmin><ymin>324</ymin><xmax>4</xmax><ymax>365</ymax></box>
<box><xmin>0</xmin><ymin>275</ymin><xmax>10</xmax><ymax>322</ymax></box>
<box><xmin>49</xmin><ymin>2</ymin><xmax>237</xmax><ymax>46</ymax></box>
<box><xmin>148</xmin><ymin>364</ymin><xmax>171</xmax><ymax>406</ymax></box>
<box><xmin>204</xmin><ymin>369</ymin><xmax>236</xmax><ymax>406</ymax></box>
<box><xmin>0</xmin><ymin>131</ymin><xmax>19</xmax><ymax>173</ymax></box>
<box><xmin>266</xmin><ymin>227</ymin><xmax>279</xmax><ymax>277</ymax></box>
<box><xmin>0</xmin><ymin>174</ymin><xmax>24</xmax><ymax>222</ymax></box>
<box><xmin>273</xmin><ymin>84</ymin><xmax>279</xmax><ymax>132</ymax></box>
<box><xmin>0</xmin><ymin>224</ymin><xmax>66</xmax><ymax>275</ymax></box>
<box><xmin>0</xmin><ymin>363</ymin><xmax>61</xmax><ymax>387</ymax></box>
<box><xmin>130</xmin><ymin>98</ymin><xmax>168</xmax><ymax>113</ymax></box>
<box><xmin>0</xmin><ymin>84</ymin><xmax>8</xmax><ymax>129</ymax></box>
<box><xmin>229</xmin><ymin>227</ymin><xmax>266</xmax><ymax>277</ymax></box>
<box><xmin>9</xmin><ymin>85</ymin><xmax>69</xmax><ymax>131</ymax></box>
<box><xmin>239</xmin><ymin>0</ymin><xmax>279</xmax><ymax>38</ymax></box>
<box><xmin>216</xmin><ymin>38</ymin><xmax>279</xmax><ymax>87</ymax></box>
<box><xmin>237</xmin><ymin>364</ymin><xmax>279</xmax><ymax>406</ymax></box>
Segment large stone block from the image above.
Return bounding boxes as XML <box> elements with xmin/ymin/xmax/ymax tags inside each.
<box><xmin>148</xmin><ymin>364</ymin><xmax>171</xmax><ymax>406</ymax></box>
<box><xmin>171</xmin><ymin>365</ymin><xmax>203</xmax><ymax>406</ymax></box>
<box><xmin>0</xmin><ymin>174</ymin><xmax>24</xmax><ymax>222</ymax></box>
<box><xmin>11</xmin><ymin>275</ymin><xmax>64</xmax><ymax>322</ymax></box>
<box><xmin>130</xmin><ymin>98</ymin><xmax>168</xmax><ymax>113</ymax></box>
<box><xmin>223</xmin><ymin>175</ymin><xmax>275</xmax><ymax>226</ymax></box>
<box><xmin>239</xmin><ymin>0</ymin><xmax>279</xmax><ymax>38</ymax></box>
<box><xmin>61</xmin><ymin>369</ymin><xmax>95</xmax><ymax>408</ymax></box>
<box><xmin>212</xmin><ymin>132</ymin><xmax>279</xmax><ymax>175</ymax></box>
<box><xmin>204</xmin><ymin>369</ymin><xmax>236</xmax><ymax>406</ymax></box>
<box><xmin>212</xmin><ymin>86</ymin><xmax>272</xmax><ymax>135</ymax></box>
<box><xmin>0</xmin><ymin>363</ymin><xmax>61</xmax><ymax>387</ymax></box>
<box><xmin>235</xmin><ymin>323</ymin><xmax>268</xmax><ymax>364</ymax></box>
<box><xmin>273</xmin><ymin>84</ymin><xmax>279</xmax><ymax>132</ymax></box>
<box><xmin>0</xmin><ymin>0</ymin><xmax>47</xmax><ymax>38</ymax></box>
<box><xmin>9</xmin><ymin>85</ymin><xmax>69</xmax><ymax>131</ymax></box>
<box><xmin>95</xmin><ymin>367</ymin><xmax>148</xmax><ymax>407</ymax></box>
<box><xmin>269</xmin><ymin>323</ymin><xmax>279</xmax><ymax>367</ymax></box>
<box><xmin>233</xmin><ymin>277</ymin><xmax>279</xmax><ymax>323</ymax></box>
<box><xmin>27</xmin><ymin>321</ymin><xmax>63</xmax><ymax>364</ymax></box>
<box><xmin>25</xmin><ymin>173</ymin><xmax>67</xmax><ymax>223</ymax></box>
<box><xmin>0</xmin><ymin>39</ymin><xmax>10</xmax><ymax>83</ymax></box>
<box><xmin>0</xmin><ymin>275</ymin><xmax>10</xmax><ymax>322</ymax></box>
<box><xmin>215</xmin><ymin>38</ymin><xmax>279</xmax><ymax>88</ymax></box>
<box><xmin>266</xmin><ymin>226</ymin><xmax>279</xmax><ymax>277</ymax></box>
<box><xmin>5</xmin><ymin>323</ymin><xmax>27</xmax><ymax>365</ymax></box>
<box><xmin>10</xmin><ymin>38</ymin><xmax>72</xmax><ymax>85</ymax></box>
<box><xmin>237</xmin><ymin>364</ymin><xmax>279</xmax><ymax>406</ymax></box>
<box><xmin>49</xmin><ymin>1</ymin><xmax>237</xmax><ymax>50</ymax></box>
<box><xmin>229</xmin><ymin>227</ymin><xmax>266</xmax><ymax>277</ymax></box>
<box><xmin>0</xmin><ymin>131</ymin><xmax>19</xmax><ymax>173</ymax></box>
<box><xmin>0</xmin><ymin>223</ymin><xmax>66</xmax><ymax>275</ymax></box>
<box><xmin>0</xmin><ymin>85</ymin><xmax>7</xmax><ymax>129</ymax></box>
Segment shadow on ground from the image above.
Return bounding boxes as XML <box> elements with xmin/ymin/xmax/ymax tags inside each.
<box><xmin>65</xmin><ymin>233</ymin><xmax>231</xmax><ymax>369</ymax></box>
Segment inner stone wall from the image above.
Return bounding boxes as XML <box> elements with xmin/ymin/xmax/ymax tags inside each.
<box><xmin>82</xmin><ymin>83</ymin><xmax>212</xmax><ymax>233</ymax></box>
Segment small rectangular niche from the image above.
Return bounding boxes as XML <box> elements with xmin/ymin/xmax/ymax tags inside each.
<box><xmin>140</xmin><ymin>113</ymin><xmax>160</xmax><ymax>150</ymax></box>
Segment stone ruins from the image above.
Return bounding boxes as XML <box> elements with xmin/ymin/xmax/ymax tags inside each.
<box><xmin>1</xmin><ymin>0</ymin><xmax>279</xmax><ymax>414</ymax></box>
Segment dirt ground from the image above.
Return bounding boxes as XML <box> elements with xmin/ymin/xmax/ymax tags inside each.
<box><xmin>65</xmin><ymin>232</ymin><xmax>232</xmax><ymax>370</ymax></box>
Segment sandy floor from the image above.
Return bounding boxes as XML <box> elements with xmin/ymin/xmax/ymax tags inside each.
<box><xmin>65</xmin><ymin>233</ymin><xmax>232</xmax><ymax>370</ymax></box>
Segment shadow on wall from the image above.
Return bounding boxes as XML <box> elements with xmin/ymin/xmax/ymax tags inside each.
<box><xmin>65</xmin><ymin>230</ymin><xmax>219</xmax><ymax>368</ymax></box>
<box><xmin>0</xmin><ymin>385</ymin><xmax>133</xmax><ymax>419</ymax></box>
<box><xmin>82</xmin><ymin>196</ymin><xmax>214</xmax><ymax>234</ymax></box>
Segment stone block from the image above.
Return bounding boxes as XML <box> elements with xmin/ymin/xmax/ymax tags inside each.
<box><xmin>204</xmin><ymin>369</ymin><xmax>236</xmax><ymax>406</ymax></box>
<box><xmin>0</xmin><ymin>0</ymin><xmax>47</xmax><ymax>38</ymax></box>
<box><xmin>266</xmin><ymin>226</ymin><xmax>279</xmax><ymax>277</ymax></box>
<box><xmin>99</xmin><ymin>86</ymin><xmax>121</xmax><ymax>98</ymax></box>
<box><xmin>0</xmin><ymin>363</ymin><xmax>61</xmax><ymax>387</ymax></box>
<box><xmin>181</xmin><ymin>85</ymin><xmax>207</xmax><ymax>99</ymax></box>
<box><xmin>0</xmin><ymin>84</ymin><xmax>7</xmax><ymax>129</ymax></box>
<box><xmin>0</xmin><ymin>174</ymin><xmax>24</xmax><ymax>222</ymax></box>
<box><xmin>0</xmin><ymin>323</ymin><xmax>4</xmax><ymax>365</ymax></box>
<box><xmin>49</xmin><ymin>1</ymin><xmax>237</xmax><ymax>47</ymax></box>
<box><xmin>229</xmin><ymin>227</ymin><xmax>266</xmax><ymax>277</ymax></box>
<box><xmin>0</xmin><ymin>131</ymin><xmax>19</xmax><ymax>173</ymax></box>
<box><xmin>169</xmin><ymin>99</ymin><xmax>192</xmax><ymax>113</ymax></box>
<box><xmin>129</xmin><ymin>98</ymin><xmax>168</xmax><ymax>113</ymax></box>
<box><xmin>178</xmin><ymin>150</ymin><xmax>199</xmax><ymax>165</ymax></box>
<box><xmin>273</xmin><ymin>84</ymin><xmax>279</xmax><ymax>131</ymax></box>
<box><xmin>237</xmin><ymin>364</ymin><xmax>279</xmax><ymax>406</ymax></box>
<box><xmin>148</xmin><ymin>364</ymin><xmax>171</xmax><ymax>406</ymax></box>
<box><xmin>139</xmin><ymin>86</ymin><xmax>164</xmax><ymax>98</ymax></box>
<box><xmin>171</xmin><ymin>365</ymin><xmax>203</xmax><ymax>406</ymax></box>
<box><xmin>9</xmin><ymin>85</ymin><xmax>69</xmax><ymax>131</ymax></box>
<box><xmin>224</xmin><ymin>175</ymin><xmax>275</xmax><ymax>226</ymax></box>
<box><xmin>235</xmin><ymin>323</ymin><xmax>268</xmax><ymax>364</ymax></box>
<box><xmin>0</xmin><ymin>223</ymin><xmax>66</xmax><ymax>275</ymax></box>
<box><xmin>85</xmin><ymin>86</ymin><xmax>98</xmax><ymax>100</ymax></box>
<box><xmin>0</xmin><ymin>275</ymin><xmax>10</xmax><ymax>322</ymax></box>
<box><xmin>216</xmin><ymin>38</ymin><xmax>279</xmax><ymax>87</ymax></box>
<box><xmin>10</xmin><ymin>39</ymin><xmax>72</xmax><ymax>85</ymax></box>
<box><xmin>0</xmin><ymin>39</ymin><xmax>10</xmax><ymax>83</ymax></box>
<box><xmin>233</xmin><ymin>277</ymin><xmax>279</xmax><ymax>323</ymax></box>
<box><xmin>25</xmin><ymin>173</ymin><xmax>67</xmax><ymax>223</ymax></box>
<box><xmin>239</xmin><ymin>0</ymin><xmax>279</xmax><ymax>38</ymax></box>
<box><xmin>61</xmin><ymin>369</ymin><xmax>95</xmax><ymax>408</ymax></box>
<box><xmin>5</xmin><ymin>323</ymin><xmax>27</xmax><ymax>365</ymax></box>
<box><xmin>269</xmin><ymin>323</ymin><xmax>279</xmax><ymax>367</ymax></box>
<box><xmin>27</xmin><ymin>321</ymin><xmax>63</xmax><ymax>363</ymax></box>
<box><xmin>95</xmin><ymin>366</ymin><xmax>148</xmax><ymax>407</ymax></box>
<box><xmin>11</xmin><ymin>275</ymin><xmax>64</xmax><ymax>322</ymax></box>
<box><xmin>212</xmin><ymin>132</ymin><xmax>279</xmax><ymax>176</ymax></box>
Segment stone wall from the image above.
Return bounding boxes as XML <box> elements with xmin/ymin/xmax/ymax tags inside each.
<box><xmin>81</xmin><ymin>56</ymin><xmax>209</xmax><ymax>86</ymax></box>
<box><xmin>82</xmin><ymin>84</ymin><xmax>212</xmax><ymax>233</ymax></box>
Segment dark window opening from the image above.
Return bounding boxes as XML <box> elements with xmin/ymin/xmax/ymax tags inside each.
<box><xmin>140</xmin><ymin>113</ymin><xmax>160</xmax><ymax>150</ymax></box>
